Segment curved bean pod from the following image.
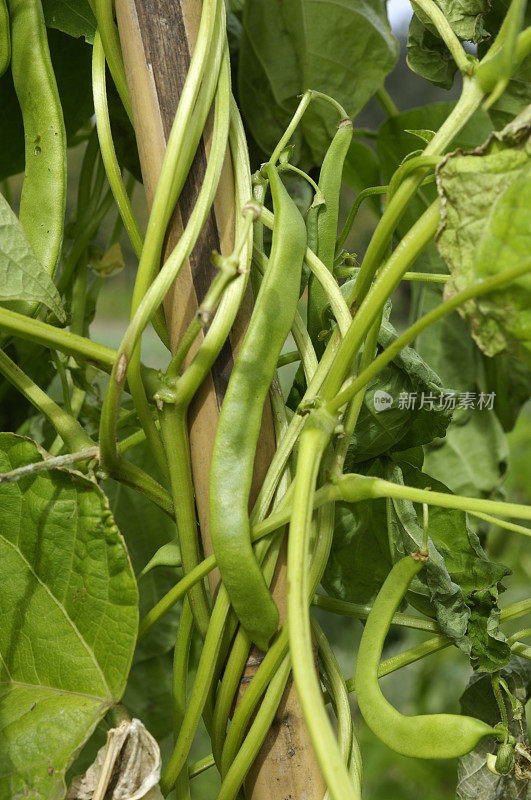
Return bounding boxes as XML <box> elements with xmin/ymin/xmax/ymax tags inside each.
<box><xmin>8</xmin><ymin>0</ymin><xmax>66</xmax><ymax>285</ymax></box>
<box><xmin>0</xmin><ymin>0</ymin><xmax>10</xmax><ymax>76</ymax></box>
<box><xmin>354</xmin><ymin>554</ymin><xmax>502</xmax><ymax>759</ymax></box>
<box><xmin>209</xmin><ymin>163</ymin><xmax>307</xmax><ymax>650</ymax></box>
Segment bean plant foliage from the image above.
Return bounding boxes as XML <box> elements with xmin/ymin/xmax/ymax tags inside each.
<box><xmin>0</xmin><ymin>0</ymin><xmax>530</xmax><ymax>799</ymax></box>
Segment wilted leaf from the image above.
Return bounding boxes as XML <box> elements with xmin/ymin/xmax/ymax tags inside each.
<box><xmin>238</xmin><ymin>0</ymin><xmax>398</xmax><ymax>167</ymax></box>
<box><xmin>67</xmin><ymin>718</ymin><xmax>163</xmax><ymax>800</ymax></box>
<box><xmin>437</xmin><ymin>110</ymin><xmax>531</xmax><ymax>364</ymax></box>
<box><xmin>0</xmin><ymin>434</ymin><xmax>138</xmax><ymax>800</ymax></box>
<box><xmin>0</xmin><ymin>192</ymin><xmax>65</xmax><ymax>320</ymax></box>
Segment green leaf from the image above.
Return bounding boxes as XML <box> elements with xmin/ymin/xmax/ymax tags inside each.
<box><xmin>0</xmin><ymin>193</ymin><xmax>66</xmax><ymax>320</ymax></box>
<box><xmin>404</xmin><ymin>128</ymin><xmax>437</xmax><ymax>143</ymax></box>
<box><xmin>437</xmin><ymin>111</ymin><xmax>531</xmax><ymax>364</ymax></box>
<box><xmin>336</xmin><ymin>294</ymin><xmax>453</xmax><ymax>463</ymax></box>
<box><xmin>0</xmin><ymin>29</ymin><xmax>93</xmax><ymax>182</ymax></box>
<box><xmin>139</xmin><ymin>542</ymin><xmax>181</xmax><ymax>579</ymax></box>
<box><xmin>407</xmin><ymin>0</ymin><xmax>491</xmax><ymax>89</ymax></box>
<box><xmin>424</xmin><ymin>406</ymin><xmax>509</xmax><ymax>497</ymax></box>
<box><xmin>0</xmin><ymin>434</ymin><xmax>138</xmax><ymax>800</ymax></box>
<box><xmin>238</xmin><ymin>0</ymin><xmax>398</xmax><ymax>167</ymax></box>
<box><xmin>457</xmin><ymin>658</ymin><xmax>530</xmax><ymax>799</ymax></box>
<box><xmin>407</xmin><ymin>13</ymin><xmax>458</xmax><ymax>90</ymax></box>
<box><xmin>42</xmin><ymin>0</ymin><xmax>96</xmax><ymax>43</ymax></box>
<box><xmin>323</xmin><ymin>460</ymin><xmax>392</xmax><ymax>604</ymax></box>
<box><xmin>418</xmin><ymin>0</ymin><xmax>491</xmax><ymax>42</ymax></box>
<box><xmin>397</xmin><ymin>464</ymin><xmax>511</xmax><ymax>671</ymax></box>
<box><xmin>103</xmin><ymin>441</ymin><xmax>181</xmax><ymax>662</ymax></box>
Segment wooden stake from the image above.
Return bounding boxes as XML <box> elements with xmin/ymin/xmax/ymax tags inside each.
<box><xmin>115</xmin><ymin>2</ymin><xmax>325</xmax><ymax>796</ymax></box>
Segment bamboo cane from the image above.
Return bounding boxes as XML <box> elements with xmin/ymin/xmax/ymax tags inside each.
<box><xmin>115</xmin><ymin>1</ymin><xmax>325</xmax><ymax>796</ymax></box>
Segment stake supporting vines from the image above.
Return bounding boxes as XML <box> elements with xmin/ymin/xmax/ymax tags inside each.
<box><xmin>115</xmin><ymin>0</ymin><xmax>325</xmax><ymax>796</ymax></box>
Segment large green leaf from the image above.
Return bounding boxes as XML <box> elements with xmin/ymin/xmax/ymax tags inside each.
<box><xmin>0</xmin><ymin>29</ymin><xmax>93</xmax><ymax>182</ymax></box>
<box><xmin>437</xmin><ymin>110</ymin><xmax>531</xmax><ymax>364</ymax></box>
<box><xmin>0</xmin><ymin>193</ymin><xmax>65</xmax><ymax>320</ymax></box>
<box><xmin>0</xmin><ymin>434</ymin><xmax>138</xmax><ymax>800</ymax></box>
<box><xmin>238</xmin><ymin>0</ymin><xmax>398</xmax><ymax>167</ymax></box>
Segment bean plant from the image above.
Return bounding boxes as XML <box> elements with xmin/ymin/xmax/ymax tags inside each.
<box><xmin>0</xmin><ymin>0</ymin><xmax>530</xmax><ymax>798</ymax></box>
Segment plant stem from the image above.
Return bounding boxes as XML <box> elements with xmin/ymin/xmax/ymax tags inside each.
<box><xmin>0</xmin><ymin>307</ymin><xmax>116</xmax><ymax>371</ymax></box>
<box><xmin>375</xmin><ymin>87</ymin><xmax>399</xmax><ymax>117</ymax></box>
<box><xmin>98</xmin><ymin>49</ymin><xmax>230</xmax><ymax>472</ymax></box>
<box><xmin>322</xmin><ymin>201</ymin><xmax>441</xmax><ymax>402</ymax></box>
<box><xmin>0</xmin><ymin>350</ymin><xmax>93</xmax><ymax>452</ymax></box>
<box><xmin>348</xmin><ymin>77</ymin><xmax>484</xmax><ymax>307</ymax></box>
<box><xmin>92</xmin><ymin>32</ymin><xmax>143</xmax><ymax>257</ymax></box>
<box><xmin>0</xmin><ymin>446</ymin><xmax>99</xmax><ymax>483</ymax></box>
<box><xmin>287</xmin><ymin>415</ymin><xmax>360</xmax><ymax>800</ymax></box>
<box><xmin>91</xmin><ymin>0</ymin><xmax>133</xmax><ymax>121</ymax></box>
<box><xmin>312</xmin><ymin>594</ymin><xmax>439</xmax><ymax>633</ymax></box>
<box><xmin>159</xmin><ymin>404</ymin><xmax>211</xmax><ymax>638</ymax></box>
<box><xmin>412</xmin><ymin>0</ymin><xmax>471</xmax><ymax>73</ymax></box>
<box><xmin>327</xmin><ymin>258</ymin><xmax>531</xmax><ymax>413</ymax></box>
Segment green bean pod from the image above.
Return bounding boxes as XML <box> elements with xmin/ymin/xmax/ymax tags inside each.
<box><xmin>0</xmin><ymin>0</ymin><xmax>10</xmax><ymax>76</ymax></box>
<box><xmin>8</xmin><ymin>0</ymin><xmax>66</xmax><ymax>281</ymax></box>
<box><xmin>307</xmin><ymin>118</ymin><xmax>352</xmax><ymax>355</ymax></box>
<box><xmin>209</xmin><ymin>164</ymin><xmax>307</xmax><ymax>651</ymax></box>
<box><xmin>354</xmin><ymin>555</ymin><xmax>501</xmax><ymax>759</ymax></box>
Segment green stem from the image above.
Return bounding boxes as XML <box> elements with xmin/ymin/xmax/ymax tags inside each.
<box><xmin>412</xmin><ymin>0</ymin><xmax>471</xmax><ymax>73</ymax></box>
<box><xmin>0</xmin><ymin>350</ymin><xmax>93</xmax><ymax>452</ymax></box>
<box><xmin>312</xmin><ymin>616</ymin><xmax>354</xmax><ymax>768</ymax></box>
<box><xmin>92</xmin><ymin>32</ymin><xmax>143</xmax><ymax>257</ymax></box>
<box><xmin>92</xmin><ymin>0</ymin><xmax>133</xmax><ymax>121</ymax></box>
<box><xmin>311</xmin><ymin>594</ymin><xmax>439</xmax><ymax>633</ymax></box>
<box><xmin>159</xmin><ymin>404</ymin><xmax>211</xmax><ymax>638</ymax></box>
<box><xmin>287</xmin><ymin>416</ymin><xmax>360</xmax><ymax>800</ymax></box>
<box><xmin>172</xmin><ymin>597</ymin><xmax>194</xmax><ymax>800</ymax></box>
<box><xmin>323</xmin><ymin>201</ymin><xmax>441</xmax><ymax>403</ymax></box>
<box><xmin>98</xmin><ymin>49</ymin><xmax>230</xmax><ymax>472</ymax></box>
<box><xmin>327</xmin><ymin>257</ymin><xmax>531</xmax><ymax>413</ymax></box>
<box><xmin>336</xmin><ymin>186</ymin><xmax>387</xmax><ymax>253</ymax></box>
<box><xmin>160</xmin><ymin>589</ymin><xmax>232</xmax><ymax>795</ymax></box>
<box><xmin>0</xmin><ymin>308</ymin><xmax>115</xmax><ymax>371</ymax></box>
<box><xmin>0</xmin><ymin>446</ymin><xmax>98</xmax><ymax>483</ymax></box>
<box><xmin>58</xmin><ymin>190</ymin><xmax>114</xmax><ymax>294</ymax></box>
<box><xmin>375</xmin><ymin>86</ymin><xmax>399</xmax><ymax>117</ymax></box>
<box><xmin>336</xmin><ymin>474</ymin><xmax>531</xmax><ymax>522</ymax></box>
<box><xmin>348</xmin><ymin>77</ymin><xmax>484</xmax><ymax>308</ymax></box>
